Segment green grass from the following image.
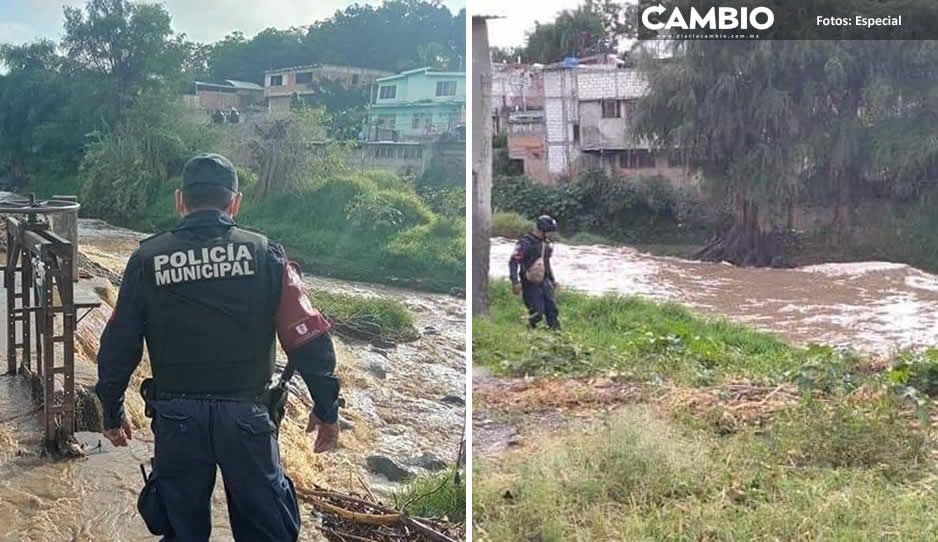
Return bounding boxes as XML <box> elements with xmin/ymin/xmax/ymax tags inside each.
<box><xmin>474</xmin><ymin>404</ymin><xmax>936</xmax><ymax>541</ymax></box>
<box><xmin>393</xmin><ymin>470</ymin><xmax>466</xmax><ymax>523</ymax></box>
<box><xmin>474</xmin><ymin>283</ymin><xmax>938</xmax><ymax>540</ymax></box>
<box><xmin>473</xmin><ymin>280</ymin><xmax>856</xmax><ymax>385</ymax></box>
<box><xmin>309</xmin><ymin>290</ymin><xmax>417</xmax><ymax>344</ymax></box>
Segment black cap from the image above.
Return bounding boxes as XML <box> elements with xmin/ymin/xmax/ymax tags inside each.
<box><xmin>181</xmin><ymin>153</ymin><xmax>238</xmax><ymax>192</ymax></box>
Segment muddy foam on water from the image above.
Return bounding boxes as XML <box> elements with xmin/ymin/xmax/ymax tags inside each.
<box><xmin>0</xmin><ymin>220</ymin><xmax>465</xmax><ymax>541</ymax></box>
<box><xmin>490</xmin><ymin>237</ymin><xmax>938</xmax><ymax>355</ymax></box>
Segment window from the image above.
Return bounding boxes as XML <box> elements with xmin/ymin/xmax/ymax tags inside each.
<box><xmin>572</xmin><ymin>123</ymin><xmax>580</xmax><ymax>143</ymax></box>
<box><xmin>295</xmin><ymin>72</ymin><xmax>313</xmax><ymax>84</ymax></box>
<box><xmin>269</xmin><ymin>74</ymin><xmax>283</xmax><ymax>86</ymax></box>
<box><xmin>601</xmin><ymin>99</ymin><xmax>621</xmax><ymax>118</ymax></box>
<box><xmin>447</xmin><ymin>111</ymin><xmax>461</xmax><ymax>129</ymax></box>
<box><xmin>435</xmin><ymin>80</ymin><xmax>457</xmax><ymax>97</ymax></box>
<box><xmin>379</xmin><ymin>85</ymin><xmax>397</xmax><ymax>99</ymax></box>
<box><xmin>412</xmin><ymin>113</ymin><xmax>421</xmax><ymax>129</ymax></box>
<box><xmin>619</xmin><ymin>150</ymin><xmax>656</xmax><ymax>169</ymax></box>
<box><xmin>351</xmin><ymin>74</ymin><xmax>360</xmax><ymax>85</ymax></box>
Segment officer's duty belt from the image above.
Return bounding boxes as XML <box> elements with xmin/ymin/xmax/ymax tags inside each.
<box><xmin>152</xmin><ymin>390</ymin><xmax>264</xmax><ymax>403</ymax></box>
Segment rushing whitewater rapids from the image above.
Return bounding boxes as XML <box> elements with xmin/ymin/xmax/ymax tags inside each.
<box><xmin>490</xmin><ymin>237</ymin><xmax>938</xmax><ymax>355</ymax></box>
<box><xmin>0</xmin><ymin>220</ymin><xmax>465</xmax><ymax>542</ymax></box>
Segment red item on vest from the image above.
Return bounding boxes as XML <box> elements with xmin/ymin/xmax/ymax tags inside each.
<box><xmin>276</xmin><ymin>261</ymin><xmax>331</xmax><ymax>352</ymax></box>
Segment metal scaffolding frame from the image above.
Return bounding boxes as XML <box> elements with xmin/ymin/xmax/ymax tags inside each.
<box><xmin>2</xmin><ymin>195</ymin><xmax>94</xmax><ymax>453</ymax></box>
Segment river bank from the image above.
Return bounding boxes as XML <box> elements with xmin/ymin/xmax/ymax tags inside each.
<box><xmin>474</xmin><ymin>240</ymin><xmax>938</xmax><ymax>540</ymax></box>
<box><xmin>0</xmin><ymin>219</ymin><xmax>466</xmax><ymax>541</ymax></box>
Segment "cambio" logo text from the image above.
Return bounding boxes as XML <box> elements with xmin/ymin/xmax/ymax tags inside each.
<box><xmin>641</xmin><ymin>5</ymin><xmax>775</xmax><ymax>31</ymax></box>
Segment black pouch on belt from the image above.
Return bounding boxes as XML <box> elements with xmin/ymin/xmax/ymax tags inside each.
<box><xmin>267</xmin><ymin>381</ymin><xmax>289</xmax><ymax>428</ymax></box>
<box><xmin>139</xmin><ymin>378</ymin><xmax>155</xmax><ymax>418</ymax></box>
<box><xmin>137</xmin><ymin>461</ymin><xmax>174</xmax><ymax>537</ymax></box>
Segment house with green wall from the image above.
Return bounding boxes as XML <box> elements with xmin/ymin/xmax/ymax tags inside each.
<box><xmin>366</xmin><ymin>67</ymin><xmax>466</xmax><ymax>142</ymax></box>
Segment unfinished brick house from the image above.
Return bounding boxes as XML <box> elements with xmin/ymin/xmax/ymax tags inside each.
<box><xmin>508</xmin><ymin>56</ymin><xmax>698</xmax><ymax>188</ymax></box>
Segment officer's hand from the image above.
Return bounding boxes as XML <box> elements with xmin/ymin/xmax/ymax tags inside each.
<box><xmin>103</xmin><ymin>416</ymin><xmax>133</xmax><ymax>447</ymax></box>
<box><xmin>511</xmin><ymin>282</ymin><xmax>522</xmax><ymax>295</ymax></box>
<box><xmin>306</xmin><ymin>413</ymin><xmax>339</xmax><ymax>453</ymax></box>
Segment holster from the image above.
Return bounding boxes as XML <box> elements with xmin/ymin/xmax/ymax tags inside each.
<box><xmin>137</xmin><ymin>461</ymin><xmax>174</xmax><ymax>537</ymax></box>
<box><xmin>265</xmin><ymin>381</ymin><xmax>290</xmax><ymax>429</ymax></box>
<box><xmin>140</xmin><ymin>378</ymin><xmax>155</xmax><ymax>418</ymax></box>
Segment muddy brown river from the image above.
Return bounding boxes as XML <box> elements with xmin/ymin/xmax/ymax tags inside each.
<box><xmin>490</xmin><ymin>237</ymin><xmax>938</xmax><ymax>355</ymax></box>
<box><xmin>0</xmin><ymin>220</ymin><xmax>465</xmax><ymax>541</ymax></box>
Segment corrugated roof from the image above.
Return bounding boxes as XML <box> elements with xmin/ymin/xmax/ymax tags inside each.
<box><xmin>224</xmin><ymin>80</ymin><xmax>263</xmax><ymax>90</ymax></box>
<box><xmin>376</xmin><ymin>67</ymin><xmax>465</xmax><ymax>83</ymax></box>
<box><xmin>263</xmin><ymin>63</ymin><xmax>393</xmax><ymax>75</ymax></box>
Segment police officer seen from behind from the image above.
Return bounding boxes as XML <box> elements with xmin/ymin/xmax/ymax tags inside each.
<box><xmin>509</xmin><ymin>215</ymin><xmax>560</xmax><ymax>330</ymax></box>
<box><xmin>95</xmin><ymin>153</ymin><xmax>340</xmax><ymax>541</ymax></box>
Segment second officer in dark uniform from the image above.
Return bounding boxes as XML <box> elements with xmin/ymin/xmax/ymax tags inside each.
<box><xmin>509</xmin><ymin>215</ymin><xmax>560</xmax><ymax>330</ymax></box>
<box><xmin>95</xmin><ymin>153</ymin><xmax>340</xmax><ymax>541</ymax></box>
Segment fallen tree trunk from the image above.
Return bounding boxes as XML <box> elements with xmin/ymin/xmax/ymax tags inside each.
<box><xmin>694</xmin><ymin>198</ymin><xmax>791</xmax><ymax>267</ymax></box>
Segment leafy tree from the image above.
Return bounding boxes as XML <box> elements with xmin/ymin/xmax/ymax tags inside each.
<box><xmin>0</xmin><ymin>41</ymin><xmax>69</xmax><ymax>186</ymax></box>
<box><xmin>201</xmin><ymin>3</ymin><xmax>464</xmax><ymax>85</ymax></box>
<box><xmin>523</xmin><ymin>6</ymin><xmax>609</xmax><ymax>63</ymax></box>
<box><xmin>491</xmin><ymin>47</ymin><xmax>523</xmax><ymax>64</ymax></box>
<box><xmin>291</xmin><ymin>80</ymin><xmax>370</xmax><ymax>140</ymax></box>
<box><xmin>634</xmin><ymin>37</ymin><xmax>938</xmax><ymax>265</ymax></box>
<box><xmin>207</xmin><ymin>28</ymin><xmax>305</xmax><ymax>84</ymax></box>
<box><xmin>62</xmin><ymin>0</ymin><xmax>186</xmax><ymax>106</ymax></box>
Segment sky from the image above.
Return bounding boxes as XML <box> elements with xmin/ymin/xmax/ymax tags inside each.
<box><xmin>0</xmin><ymin>0</ymin><xmax>467</xmax><ymax>45</ymax></box>
<box><xmin>472</xmin><ymin>0</ymin><xmax>585</xmax><ymax>48</ymax></box>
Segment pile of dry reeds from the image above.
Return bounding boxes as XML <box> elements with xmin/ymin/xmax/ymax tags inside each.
<box><xmin>297</xmin><ymin>487</ymin><xmax>464</xmax><ymax>542</ymax></box>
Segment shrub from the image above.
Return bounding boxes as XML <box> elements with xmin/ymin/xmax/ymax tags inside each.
<box><xmin>79</xmin><ymin>92</ymin><xmax>217</xmax><ymax>222</ymax></box>
<box><xmin>491</xmin><ymin>171</ymin><xmax>712</xmax><ymax>242</ymax></box>
<box><xmin>387</xmin><ymin>218</ymin><xmax>466</xmax><ymax>282</ymax></box>
<box><xmin>491</xmin><ymin>211</ymin><xmax>530</xmax><ymax>239</ymax></box>
<box><xmin>309</xmin><ymin>290</ymin><xmax>418</xmax><ymax>343</ymax></box>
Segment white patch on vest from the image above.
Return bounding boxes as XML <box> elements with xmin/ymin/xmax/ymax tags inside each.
<box><xmin>154</xmin><ymin>243</ymin><xmax>256</xmax><ymax>286</ymax></box>
<box><xmin>295</xmin><ymin>323</ymin><xmax>309</xmax><ymax>336</ymax></box>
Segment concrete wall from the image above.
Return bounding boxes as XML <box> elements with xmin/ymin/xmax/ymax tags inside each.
<box><xmin>580</xmin><ymin>151</ymin><xmax>699</xmax><ymax>190</ymax></box>
<box><xmin>540</xmin><ymin>66</ymin><xmax>700</xmax><ymax>190</ymax></box>
<box><xmin>578</xmin><ymin>100</ymin><xmax>638</xmax><ymax>150</ymax></box>
<box><xmin>346</xmin><ymin>141</ymin><xmax>465</xmax><ymax>177</ymax></box>
<box><xmin>508</xmin><ymin>134</ymin><xmax>549</xmax><ymax>181</ymax></box>
<box><xmin>543</xmin><ymin>69</ymin><xmax>579</xmax><ymax>177</ymax></box>
<box><xmin>491</xmin><ymin>64</ymin><xmax>544</xmax><ymax>114</ymax></box>
<box><xmin>575</xmin><ymin>69</ymin><xmax>648</xmax><ymax>101</ymax></box>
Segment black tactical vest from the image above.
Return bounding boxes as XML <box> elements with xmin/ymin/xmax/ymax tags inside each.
<box><xmin>137</xmin><ymin>224</ymin><xmax>276</xmax><ymax>395</ymax></box>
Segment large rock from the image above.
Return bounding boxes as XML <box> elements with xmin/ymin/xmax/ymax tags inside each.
<box><xmin>366</xmin><ymin>455</ymin><xmax>414</xmax><ymax>482</ymax></box>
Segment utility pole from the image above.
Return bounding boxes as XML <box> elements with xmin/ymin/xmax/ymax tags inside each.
<box><xmin>472</xmin><ymin>16</ymin><xmax>493</xmax><ymax>317</ymax></box>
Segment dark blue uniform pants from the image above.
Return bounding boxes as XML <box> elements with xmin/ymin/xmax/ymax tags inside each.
<box><xmin>148</xmin><ymin>399</ymin><xmax>300</xmax><ymax>542</ymax></box>
<box><xmin>522</xmin><ymin>281</ymin><xmax>560</xmax><ymax>329</ymax></box>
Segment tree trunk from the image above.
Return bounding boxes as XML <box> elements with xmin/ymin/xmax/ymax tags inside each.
<box><xmin>471</xmin><ymin>17</ymin><xmax>493</xmax><ymax>317</ymax></box>
<box><xmin>694</xmin><ymin>197</ymin><xmax>787</xmax><ymax>267</ymax></box>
